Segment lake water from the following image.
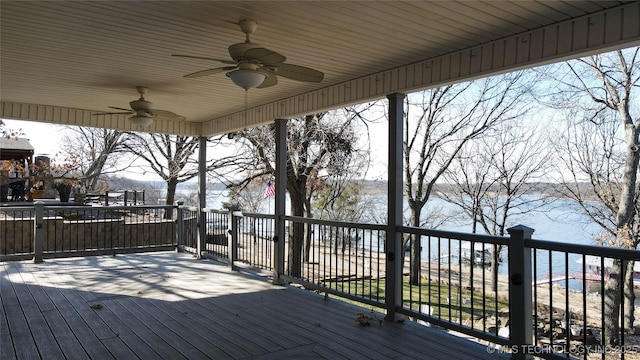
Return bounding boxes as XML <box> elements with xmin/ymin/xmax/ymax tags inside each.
<box><xmin>198</xmin><ymin>189</ymin><xmax>631</xmax><ymax>291</ymax></box>
<box><xmin>415</xmin><ymin>196</ymin><xmax>630</xmax><ymax>292</ymax></box>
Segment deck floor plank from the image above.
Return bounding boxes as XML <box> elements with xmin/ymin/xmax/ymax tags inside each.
<box><xmin>198</xmin><ymin>286</ymin><xmax>394</xmax><ymax>360</ymax></box>
<box><xmin>23</xmin><ymin>266</ymin><xmax>116</xmax><ymax>360</ymax></box>
<box><xmin>121</xmin><ymin>295</ymin><xmax>238</xmax><ymax>359</ymax></box>
<box><xmin>105</xmin><ymin>299</ymin><xmax>189</xmax><ymax>360</ymax></box>
<box><xmin>2</xmin><ymin>263</ymin><xmax>62</xmax><ymax>360</ymax></box>
<box><xmin>169</xmin><ymin>294</ymin><xmax>289</xmax><ymax>354</ymax></box>
<box><xmin>84</xmin><ymin>298</ymin><xmax>167</xmax><ymax>360</ymax></box>
<box><xmin>186</xmin><ymin>292</ymin><xmax>309</xmax><ymax>350</ymax></box>
<box><xmin>134</xmin><ymin>295</ymin><xmax>254</xmax><ymax>359</ymax></box>
<box><xmin>0</xmin><ymin>252</ymin><xmax>509</xmax><ymax>360</ymax></box>
<box><xmin>115</xmin><ymin>297</ymin><xmax>210</xmax><ymax>360</ymax></box>
<box><xmin>42</xmin><ymin>290</ymin><xmax>116</xmax><ymax>360</ymax></box>
<box><xmin>0</xmin><ymin>264</ymin><xmax>18</xmax><ymax>360</ymax></box>
<box><xmin>213</xmin><ymin>282</ymin><xmax>401</xmax><ymax>359</ymax></box>
<box><xmin>37</xmin><ymin>263</ymin><xmax>123</xmax><ymax>342</ymax></box>
<box><xmin>17</xmin><ymin>263</ymin><xmax>97</xmax><ymax>360</ymax></box>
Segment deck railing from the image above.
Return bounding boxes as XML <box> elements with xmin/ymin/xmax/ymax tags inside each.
<box><xmin>526</xmin><ymin>238</ymin><xmax>639</xmax><ymax>359</ymax></box>
<box><xmin>399</xmin><ymin>225</ymin><xmax>513</xmax><ymax>347</ymax></box>
<box><xmin>279</xmin><ymin>215</ymin><xmax>388</xmax><ymax>307</ymax></box>
<box><xmin>200</xmin><ymin>208</ymin><xmax>229</xmax><ymax>261</ymax></box>
<box><xmin>1</xmin><ymin>202</ymin><xmax>178</xmax><ymax>261</ymax></box>
<box><xmin>2</xmin><ymin>203</ymin><xmax>638</xmax><ymax>359</ymax></box>
<box><xmin>177</xmin><ymin>204</ymin><xmax>199</xmax><ymax>252</ymax></box>
<box><xmin>184</xmin><ymin>209</ymin><xmax>637</xmax><ymax>360</ymax></box>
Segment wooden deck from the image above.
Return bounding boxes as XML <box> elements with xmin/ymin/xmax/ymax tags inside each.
<box><xmin>1</xmin><ymin>252</ymin><xmax>507</xmax><ymax>359</ymax></box>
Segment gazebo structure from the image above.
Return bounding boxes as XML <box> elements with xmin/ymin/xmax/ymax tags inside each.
<box><xmin>0</xmin><ymin>137</ymin><xmax>34</xmax><ymax>202</ymax></box>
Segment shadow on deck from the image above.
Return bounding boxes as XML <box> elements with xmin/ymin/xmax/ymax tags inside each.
<box><xmin>1</xmin><ymin>252</ymin><xmax>507</xmax><ymax>359</ymax></box>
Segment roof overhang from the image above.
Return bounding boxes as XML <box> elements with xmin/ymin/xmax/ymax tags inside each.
<box><xmin>1</xmin><ymin>1</ymin><xmax>639</xmax><ymax>136</ymax></box>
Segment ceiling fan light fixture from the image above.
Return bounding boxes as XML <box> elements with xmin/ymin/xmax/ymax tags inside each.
<box><xmin>130</xmin><ymin>115</ymin><xmax>153</xmax><ymax>128</ymax></box>
<box><xmin>227</xmin><ymin>69</ymin><xmax>266</xmax><ymax>90</ymax></box>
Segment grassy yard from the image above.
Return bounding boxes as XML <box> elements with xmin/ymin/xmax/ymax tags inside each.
<box><xmin>327</xmin><ymin>276</ymin><xmax>509</xmax><ymax>324</ymax></box>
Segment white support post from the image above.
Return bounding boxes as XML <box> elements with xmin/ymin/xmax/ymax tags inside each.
<box><xmin>507</xmin><ymin>225</ymin><xmax>534</xmax><ymax>360</ymax></box>
<box><xmin>197</xmin><ymin>136</ymin><xmax>207</xmax><ymax>259</ymax></box>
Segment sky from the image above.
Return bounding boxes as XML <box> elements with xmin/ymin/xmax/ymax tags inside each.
<box><xmin>2</xmin><ymin>119</ymin><xmax>161</xmax><ymax>181</ymax></box>
<box><xmin>3</xmin><ymin>119</ymin><xmax>65</xmax><ymax>157</ymax></box>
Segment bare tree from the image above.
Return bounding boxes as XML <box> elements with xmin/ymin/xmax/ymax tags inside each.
<box><xmin>58</xmin><ymin>126</ymin><xmax>131</xmax><ymax>191</ymax></box>
<box><xmin>229</xmin><ymin>110</ymin><xmax>369</xmax><ymax>277</ymax></box>
<box><xmin>126</xmin><ymin>133</ymin><xmax>199</xmax><ymax>210</ymax></box>
<box><xmin>441</xmin><ymin>121</ymin><xmax>552</xmax><ymax>292</ymax></box>
<box><xmin>404</xmin><ymin>72</ymin><xmax>533</xmax><ymax>285</ymax></box>
<box><xmin>546</xmin><ymin>48</ymin><xmax>639</xmax><ymax>345</ymax></box>
<box><xmin>226</xmin><ymin>178</ymin><xmax>269</xmax><ymax>213</ymax></box>
<box><xmin>125</xmin><ymin>133</ymin><xmax>227</xmax><ymax>217</ymax></box>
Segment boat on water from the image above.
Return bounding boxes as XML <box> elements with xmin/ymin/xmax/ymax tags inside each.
<box><xmin>460</xmin><ymin>242</ymin><xmax>496</xmax><ymax>266</ymax></box>
<box><xmin>577</xmin><ymin>256</ymin><xmax>640</xmax><ymax>289</ymax></box>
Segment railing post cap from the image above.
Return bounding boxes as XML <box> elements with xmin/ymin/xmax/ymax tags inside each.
<box><xmin>507</xmin><ymin>224</ymin><xmax>535</xmax><ymax>235</ymax></box>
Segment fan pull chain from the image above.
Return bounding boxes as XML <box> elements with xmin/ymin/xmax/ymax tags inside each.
<box><xmin>244</xmin><ymin>89</ymin><xmax>249</xmax><ymax>126</ymax></box>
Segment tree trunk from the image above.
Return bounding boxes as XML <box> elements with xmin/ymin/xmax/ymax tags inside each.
<box><xmin>410</xmin><ymin>207</ymin><xmax>422</xmax><ymax>286</ymax></box>
<box><xmin>603</xmin><ymin>123</ymin><xmax>640</xmax><ymax>345</ymax></box>
<box><xmin>304</xmin><ymin>198</ymin><xmax>313</xmax><ymax>261</ymax></box>
<box><xmin>287</xmin><ymin>191</ymin><xmax>305</xmax><ymax>278</ymax></box>
<box><xmin>164</xmin><ymin>177</ymin><xmax>178</xmax><ymax>219</ymax></box>
<box><xmin>623</xmin><ymin>260</ymin><xmax>636</xmax><ymax>331</ymax></box>
<box><xmin>332</xmin><ymin>227</ymin><xmax>338</xmax><ymax>254</ymax></box>
<box><xmin>490</xmin><ymin>244</ymin><xmax>501</xmax><ymax>294</ymax></box>
<box><xmin>603</xmin><ymin>258</ymin><xmax>622</xmax><ymax>346</ymax></box>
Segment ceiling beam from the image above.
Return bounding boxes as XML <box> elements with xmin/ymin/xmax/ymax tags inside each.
<box><xmin>1</xmin><ymin>101</ymin><xmax>202</xmax><ymax>136</ymax></box>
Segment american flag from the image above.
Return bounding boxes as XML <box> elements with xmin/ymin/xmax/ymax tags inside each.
<box><xmin>264</xmin><ymin>181</ymin><xmax>275</xmax><ymax>199</ymax></box>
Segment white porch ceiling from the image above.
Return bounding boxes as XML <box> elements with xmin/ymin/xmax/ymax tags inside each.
<box><xmin>1</xmin><ymin>1</ymin><xmax>639</xmax><ymax>136</ymax></box>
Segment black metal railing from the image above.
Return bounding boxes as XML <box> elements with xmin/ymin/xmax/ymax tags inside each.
<box><xmin>278</xmin><ymin>215</ymin><xmax>387</xmax><ymax>308</ymax></box>
<box><xmin>178</xmin><ymin>204</ymin><xmax>199</xmax><ymax>252</ymax></box>
<box><xmin>3</xmin><ymin>202</ymin><xmax>638</xmax><ymax>360</ymax></box>
<box><xmin>184</xmin><ymin>210</ymin><xmax>637</xmax><ymax>360</ymax></box>
<box><xmin>0</xmin><ymin>206</ymin><xmax>33</xmax><ymax>257</ymax></box>
<box><xmin>201</xmin><ymin>208</ymin><xmax>229</xmax><ymax>261</ymax></box>
<box><xmin>1</xmin><ymin>203</ymin><xmax>177</xmax><ymax>261</ymax></box>
<box><xmin>399</xmin><ymin>226</ymin><xmax>511</xmax><ymax>346</ymax></box>
<box><xmin>236</xmin><ymin>212</ymin><xmax>275</xmax><ymax>272</ymax></box>
<box><xmin>527</xmin><ymin>238</ymin><xmax>639</xmax><ymax>360</ymax></box>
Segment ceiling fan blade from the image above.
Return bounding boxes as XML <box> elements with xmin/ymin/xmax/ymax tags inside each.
<box><xmin>256</xmin><ymin>71</ymin><xmax>278</xmax><ymax>89</ymax></box>
<box><xmin>172</xmin><ymin>54</ymin><xmax>236</xmax><ymax>65</ymax></box>
<box><xmin>93</xmin><ymin>111</ymin><xmax>132</xmax><ymax>116</ymax></box>
<box><xmin>151</xmin><ymin>109</ymin><xmax>187</xmax><ymax>122</ymax></box>
<box><xmin>184</xmin><ymin>67</ymin><xmax>235</xmax><ymax>78</ymax></box>
<box><xmin>275</xmin><ymin>63</ymin><xmax>324</xmax><ymax>83</ymax></box>
<box><xmin>108</xmin><ymin>106</ymin><xmax>134</xmax><ymax>112</ymax></box>
<box><xmin>244</xmin><ymin>47</ymin><xmax>286</xmax><ymax>66</ymax></box>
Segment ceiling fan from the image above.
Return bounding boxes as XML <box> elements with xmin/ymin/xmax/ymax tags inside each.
<box><xmin>172</xmin><ymin>19</ymin><xmax>324</xmax><ymax>90</ymax></box>
<box><xmin>93</xmin><ymin>86</ymin><xmax>186</xmax><ymax>127</ymax></box>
